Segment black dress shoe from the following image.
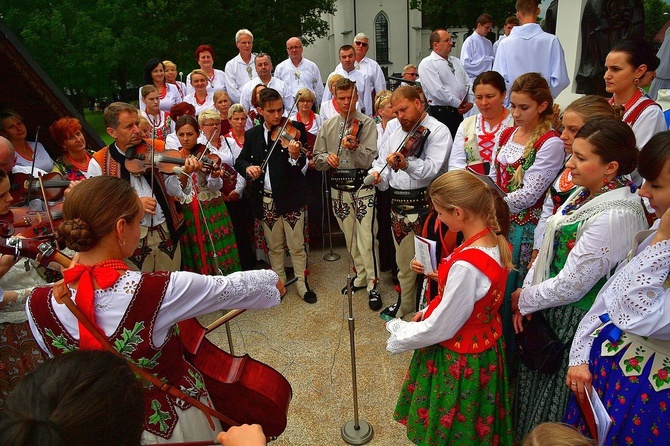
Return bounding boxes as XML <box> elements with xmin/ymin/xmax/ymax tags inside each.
<box><xmin>303</xmin><ymin>290</ymin><xmax>317</xmax><ymax>304</ymax></box>
<box><xmin>368</xmin><ymin>289</ymin><xmax>382</xmax><ymax>311</ymax></box>
<box><xmin>341</xmin><ymin>276</ymin><xmax>366</xmax><ymax>295</ymax></box>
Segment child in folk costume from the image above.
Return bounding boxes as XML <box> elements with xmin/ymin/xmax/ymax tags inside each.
<box><xmin>174</xmin><ymin>115</ymin><xmax>240</xmax><ymax>274</ymax></box>
<box><xmin>387</xmin><ymin>170</ymin><xmax>514</xmax><ymax>445</ymax></box>
<box><xmin>493</xmin><ymin>72</ymin><xmax>565</xmax><ymax>361</ymax></box>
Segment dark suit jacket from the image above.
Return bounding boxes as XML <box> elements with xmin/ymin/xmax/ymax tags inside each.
<box><xmin>234</xmin><ymin>121</ymin><xmax>309</xmax><ymax>218</ymax></box>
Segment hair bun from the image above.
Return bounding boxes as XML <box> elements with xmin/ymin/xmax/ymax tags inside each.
<box><xmin>56</xmin><ymin>218</ymin><xmax>95</xmax><ymax>252</ymax></box>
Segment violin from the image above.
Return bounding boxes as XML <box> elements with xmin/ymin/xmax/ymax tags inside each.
<box><xmin>0</xmin><ymin>233</ymin><xmax>71</xmax><ymax>269</ymax></box>
<box><xmin>1</xmin><ymin>202</ymin><xmax>63</xmax><ymax>239</ymax></box>
<box><xmin>391</xmin><ymin>125</ymin><xmax>431</xmax><ymax>171</ymax></box>
<box><xmin>21</xmin><ymin>172</ymin><xmax>71</xmax><ymax>202</ymax></box>
<box><xmin>10</xmin><ymin>172</ymin><xmax>70</xmax><ymax>205</ymax></box>
<box><xmin>270</xmin><ymin>117</ymin><xmax>302</xmax><ymax>150</ymax></box>
<box><xmin>124</xmin><ymin>146</ymin><xmax>218</xmax><ymax>175</ymax></box>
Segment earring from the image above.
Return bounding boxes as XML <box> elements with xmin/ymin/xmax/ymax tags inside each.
<box><xmin>603</xmin><ymin>176</ymin><xmax>609</xmax><ymax>185</ymax></box>
<box><xmin>120</xmin><ymin>239</ymin><xmax>126</xmax><ymax>247</ymax></box>
<box><xmin>634</xmin><ymin>78</ymin><xmax>640</xmax><ymax>85</ymax></box>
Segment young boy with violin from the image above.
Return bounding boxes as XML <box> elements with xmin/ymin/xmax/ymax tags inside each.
<box><xmin>87</xmin><ymin>102</ymin><xmax>200</xmax><ymax>272</ymax></box>
<box><xmin>312</xmin><ymin>78</ymin><xmax>382</xmax><ymax>310</ymax></box>
<box><xmin>234</xmin><ymin>88</ymin><xmax>317</xmax><ymax>304</ymax></box>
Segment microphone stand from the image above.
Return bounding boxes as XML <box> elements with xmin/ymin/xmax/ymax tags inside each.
<box><xmin>340</xmin><ymin>182</ymin><xmax>373</xmax><ymax>445</ymax></box>
<box><xmin>322</xmin><ymin>171</ymin><xmax>339</xmax><ymax>261</ymax></box>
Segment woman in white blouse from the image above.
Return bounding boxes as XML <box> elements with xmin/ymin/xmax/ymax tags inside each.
<box><xmin>565</xmin><ymin>131</ymin><xmax>670</xmax><ymax>444</ymax></box>
<box><xmin>510</xmin><ymin>118</ymin><xmax>648</xmax><ymax>439</ymax></box>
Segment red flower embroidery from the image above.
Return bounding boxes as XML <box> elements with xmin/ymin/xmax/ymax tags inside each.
<box><xmin>440</xmin><ymin>408</ymin><xmax>456</xmax><ymax>428</ymax></box>
<box><xmin>407</xmin><ymin>383</ymin><xmax>415</xmax><ymax>394</ymax></box>
<box><xmin>658</xmin><ymin>369</ymin><xmax>669</xmax><ymax>380</ymax></box>
<box><xmin>417</xmin><ymin>407</ymin><xmax>429</xmax><ymax>427</ymax></box>
<box><xmin>475</xmin><ymin>416</ymin><xmax>492</xmax><ymax>438</ymax></box>
<box><xmin>464</xmin><ymin>367</ymin><xmax>474</xmax><ymax>379</ymax></box>
<box><xmin>456</xmin><ymin>413</ymin><xmax>466</xmax><ymax>422</ymax></box>
<box><xmin>426</xmin><ymin>360</ymin><xmax>438</xmax><ymax>375</ymax></box>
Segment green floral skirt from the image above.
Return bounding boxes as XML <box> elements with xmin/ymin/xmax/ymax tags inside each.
<box><xmin>394</xmin><ymin>340</ymin><xmax>513</xmax><ymax>445</ymax></box>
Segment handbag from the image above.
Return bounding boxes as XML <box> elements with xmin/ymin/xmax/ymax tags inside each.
<box><xmin>516</xmin><ymin>312</ymin><xmax>567</xmax><ymax>374</ymax></box>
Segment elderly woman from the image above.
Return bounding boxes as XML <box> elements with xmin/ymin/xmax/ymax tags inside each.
<box><xmin>213</xmin><ymin>89</ymin><xmax>233</xmax><ymax>136</ymax></box>
<box><xmin>184</xmin><ymin>69</ymin><xmax>215</xmax><ymax>117</ymax></box>
<box><xmin>185</xmin><ymin>45</ymin><xmax>227</xmax><ymax>95</ymax></box>
<box><xmin>163</xmin><ymin>60</ymin><xmax>186</xmax><ymax>99</ymax></box>
<box><xmin>138</xmin><ymin>58</ymin><xmax>181</xmax><ymax>113</ymax></box>
<box><xmin>290</xmin><ymin>87</ymin><xmax>323</xmax><ymax>151</ymax></box>
<box><xmin>0</xmin><ymin>109</ymin><xmax>53</xmax><ymax>172</ymax></box>
<box><xmin>49</xmin><ymin>117</ymin><xmax>93</xmax><ymax>181</ymax></box>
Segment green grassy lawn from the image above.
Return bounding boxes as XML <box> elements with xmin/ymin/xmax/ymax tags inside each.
<box><xmin>83</xmin><ymin>109</ymin><xmax>114</xmax><ymax>145</ymax></box>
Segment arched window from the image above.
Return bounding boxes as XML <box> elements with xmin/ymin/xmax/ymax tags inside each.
<box><xmin>375</xmin><ymin>12</ymin><xmax>390</xmax><ymax>64</ymax></box>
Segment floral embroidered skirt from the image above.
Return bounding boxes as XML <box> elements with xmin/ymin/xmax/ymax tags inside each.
<box><xmin>180</xmin><ymin>196</ymin><xmax>240</xmax><ymax>275</ymax></box>
<box><xmin>514</xmin><ymin>304</ymin><xmax>587</xmax><ymax>440</ymax></box>
<box><xmin>394</xmin><ymin>341</ymin><xmax>513</xmax><ymax>445</ymax></box>
<box><xmin>564</xmin><ymin>330</ymin><xmax>670</xmax><ymax>445</ymax></box>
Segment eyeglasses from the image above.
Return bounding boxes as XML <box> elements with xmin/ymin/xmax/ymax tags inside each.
<box><xmin>201</xmin><ymin>123</ymin><xmax>219</xmax><ymax>127</ymax></box>
<box><xmin>287</xmin><ymin>46</ymin><xmax>302</xmax><ymax>51</ymax></box>
<box><xmin>354</xmin><ymin>41</ymin><xmax>369</xmax><ymax>47</ymax></box>
<box><xmin>404</xmin><ymin>72</ymin><xmax>418</xmax><ymax>77</ymax></box>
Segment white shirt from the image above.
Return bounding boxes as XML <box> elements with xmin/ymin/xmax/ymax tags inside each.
<box><xmin>569</xmin><ymin>221</ymin><xmax>670</xmax><ymax>366</ymax></box>
<box><xmin>376</xmin><ymin>118</ymin><xmax>401</xmax><ymax>153</ymax></box>
<box><xmin>492</xmin><ymin>23</ymin><xmax>569</xmax><ymax>103</ymax></box>
<box><xmin>165</xmin><ymin>132</ymin><xmax>207</xmax><ymax>150</ymax></box>
<box><xmin>336</xmin><ymin>56</ymin><xmax>386</xmax><ymax>96</ymax></box>
<box><xmin>289</xmin><ymin>112</ymin><xmax>323</xmax><ymax>138</ymax></box>
<box><xmin>386</xmin><ymin>246</ymin><xmax>501</xmax><ymax>354</ymax></box>
<box><xmin>418</xmin><ymin>51</ymin><xmax>472</xmax><ymax>108</ymax></box>
<box><xmin>519</xmin><ymin>187</ymin><xmax>647</xmax><ymax>316</ymax></box>
<box><xmin>183</xmin><ymin>92</ymin><xmax>215</xmax><ymax>117</ymax></box>
<box><xmin>184</xmin><ymin>69</ymin><xmax>227</xmax><ymax>96</ymax></box>
<box><xmin>370</xmin><ymin>114</ymin><xmax>453</xmax><ymax>191</ymax></box>
<box><xmin>460</xmin><ymin>32</ymin><xmax>494</xmax><ymax>81</ymax></box>
<box><xmin>492</xmin><ymin>34</ymin><xmax>506</xmax><ymax>56</ymax></box>
<box><xmin>138</xmin><ymin>84</ymin><xmax>181</xmax><ymax>113</ymax></box>
<box><xmin>322</xmin><ymin>69</ymin><xmax>375</xmax><ymax>116</ymax></box>
<box><xmin>215</xmin><ymin>135</ymin><xmax>247</xmax><ymax>196</ymax></box>
<box><xmin>319</xmin><ymin>98</ymin><xmax>361</xmax><ymax>121</ymax></box>
<box><xmin>449</xmin><ymin>113</ymin><xmax>514</xmax><ymax>173</ymax></box>
<box><xmin>27</xmin><ymin>269</ymin><xmax>280</xmax><ymax>349</ymax></box>
<box><xmin>495</xmin><ymin>128</ymin><xmax>565</xmax><ymax>214</ymax></box>
<box><xmin>275</xmin><ymin>57</ymin><xmax>325</xmax><ymax>105</ymax></box>
<box><xmin>15</xmin><ymin>141</ymin><xmax>53</xmax><ymax>172</ymax></box>
<box><xmin>239</xmin><ymin>77</ymin><xmax>295</xmax><ymax>116</ymax></box>
<box><xmin>87</xmin><ymin>145</ymin><xmax>187</xmax><ymax>227</ymax></box>
<box><xmin>224</xmin><ymin>54</ymin><xmax>257</xmax><ymax>103</ymax></box>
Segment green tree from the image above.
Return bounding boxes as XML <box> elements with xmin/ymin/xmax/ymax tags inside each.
<box><xmin>0</xmin><ymin>0</ymin><xmax>335</xmax><ymax>107</ymax></box>
<box><xmin>644</xmin><ymin>0</ymin><xmax>670</xmax><ymax>42</ymax></box>
<box><xmin>410</xmin><ymin>0</ymin><xmax>517</xmax><ymax>31</ymax></box>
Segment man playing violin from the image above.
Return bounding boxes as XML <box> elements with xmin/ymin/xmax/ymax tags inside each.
<box><xmin>234</xmin><ymin>88</ymin><xmax>317</xmax><ymax>304</ymax></box>
<box><xmin>368</xmin><ymin>86</ymin><xmax>455</xmax><ymax>320</ymax></box>
<box><xmin>313</xmin><ymin>78</ymin><xmax>382</xmax><ymax>310</ymax></box>
<box><xmin>87</xmin><ymin>102</ymin><xmax>200</xmax><ymax>272</ymax></box>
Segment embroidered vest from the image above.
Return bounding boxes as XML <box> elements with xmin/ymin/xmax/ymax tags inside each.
<box><xmin>624</xmin><ymin>98</ymin><xmax>661</xmax><ymax>127</ymax></box>
<box><xmin>495</xmin><ymin>127</ymin><xmax>561</xmax><ymax>226</ymax></box>
<box><xmin>462</xmin><ymin>114</ymin><xmax>511</xmax><ymax>174</ymax></box>
<box><xmin>28</xmin><ymin>272</ymin><xmax>208</xmax><ymax>439</ymax></box>
<box><xmin>92</xmin><ymin>141</ymin><xmax>184</xmax><ymax>239</ymax></box>
<box><xmin>424</xmin><ymin>248</ymin><xmax>508</xmax><ymax>353</ymax></box>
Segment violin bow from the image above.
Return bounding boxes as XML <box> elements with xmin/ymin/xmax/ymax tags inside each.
<box><xmin>258</xmin><ymin>91</ymin><xmax>303</xmax><ymax>174</ymax></box>
<box><xmin>25</xmin><ymin>126</ymin><xmax>40</xmax><ymax>205</ymax></box>
<box><xmin>335</xmin><ymin>83</ymin><xmax>357</xmax><ymax>160</ymax></box>
<box><xmin>36</xmin><ymin>172</ymin><xmax>61</xmax><ymax>250</ymax></box>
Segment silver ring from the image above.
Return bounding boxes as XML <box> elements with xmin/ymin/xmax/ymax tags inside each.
<box><xmin>570</xmin><ymin>382</ymin><xmax>577</xmax><ymax>386</ymax></box>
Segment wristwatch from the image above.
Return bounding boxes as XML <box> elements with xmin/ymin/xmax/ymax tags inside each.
<box><xmin>401</xmin><ymin>159</ymin><xmax>409</xmax><ymax>171</ymax></box>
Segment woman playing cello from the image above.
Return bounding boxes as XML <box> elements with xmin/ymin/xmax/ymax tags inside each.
<box><xmin>26</xmin><ymin>175</ymin><xmax>284</xmax><ymax>443</ymax></box>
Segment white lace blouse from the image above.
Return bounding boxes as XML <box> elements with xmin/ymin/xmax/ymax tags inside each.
<box><xmin>569</xmin><ymin>221</ymin><xmax>670</xmax><ymax>366</ymax></box>
<box><xmin>494</xmin><ymin>128</ymin><xmax>565</xmax><ymax>215</ymax></box>
<box><xmin>27</xmin><ymin>269</ymin><xmax>280</xmax><ymax>353</ymax></box>
<box><xmin>386</xmin><ymin>246</ymin><xmax>501</xmax><ymax>354</ymax></box>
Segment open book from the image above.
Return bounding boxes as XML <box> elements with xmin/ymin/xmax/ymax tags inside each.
<box><xmin>414</xmin><ymin>235</ymin><xmax>437</xmax><ymax>273</ymax></box>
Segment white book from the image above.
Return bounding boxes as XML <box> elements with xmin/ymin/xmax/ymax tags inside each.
<box><xmin>584</xmin><ymin>384</ymin><xmax>612</xmax><ymax>446</ymax></box>
<box><xmin>414</xmin><ymin>235</ymin><xmax>437</xmax><ymax>273</ymax></box>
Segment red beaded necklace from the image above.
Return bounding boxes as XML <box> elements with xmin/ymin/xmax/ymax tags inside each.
<box><xmin>297</xmin><ymin>111</ymin><xmax>315</xmax><ymax>132</ymax></box>
<box><xmin>158</xmin><ymin>83</ymin><xmax>167</xmax><ymax>100</ymax></box>
<box><xmin>195</xmin><ymin>93</ymin><xmax>207</xmax><ymax>106</ymax></box>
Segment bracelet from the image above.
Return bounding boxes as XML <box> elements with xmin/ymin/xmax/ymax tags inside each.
<box><xmin>401</xmin><ymin>159</ymin><xmax>409</xmax><ymax>171</ymax></box>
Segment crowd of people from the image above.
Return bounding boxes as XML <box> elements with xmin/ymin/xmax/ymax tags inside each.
<box><xmin>0</xmin><ymin>0</ymin><xmax>669</xmax><ymax>443</ymax></box>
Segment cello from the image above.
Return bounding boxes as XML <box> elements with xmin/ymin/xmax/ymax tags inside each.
<box><xmin>178</xmin><ymin>311</ymin><xmax>293</xmax><ymax>438</ymax></box>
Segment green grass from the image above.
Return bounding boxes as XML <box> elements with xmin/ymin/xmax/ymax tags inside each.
<box><xmin>83</xmin><ymin>109</ymin><xmax>114</xmax><ymax>145</ymax></box>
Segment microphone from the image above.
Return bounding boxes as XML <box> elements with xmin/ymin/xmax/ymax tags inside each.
<box><xmin>363</xmin><ymin>173</ymin><xmax>376</xmax><ymax>186</ymax></box>
<box><xmin>172</xmin><ymin>166</ymin><xmax>185</xmax><ymax>175</ymax></box>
